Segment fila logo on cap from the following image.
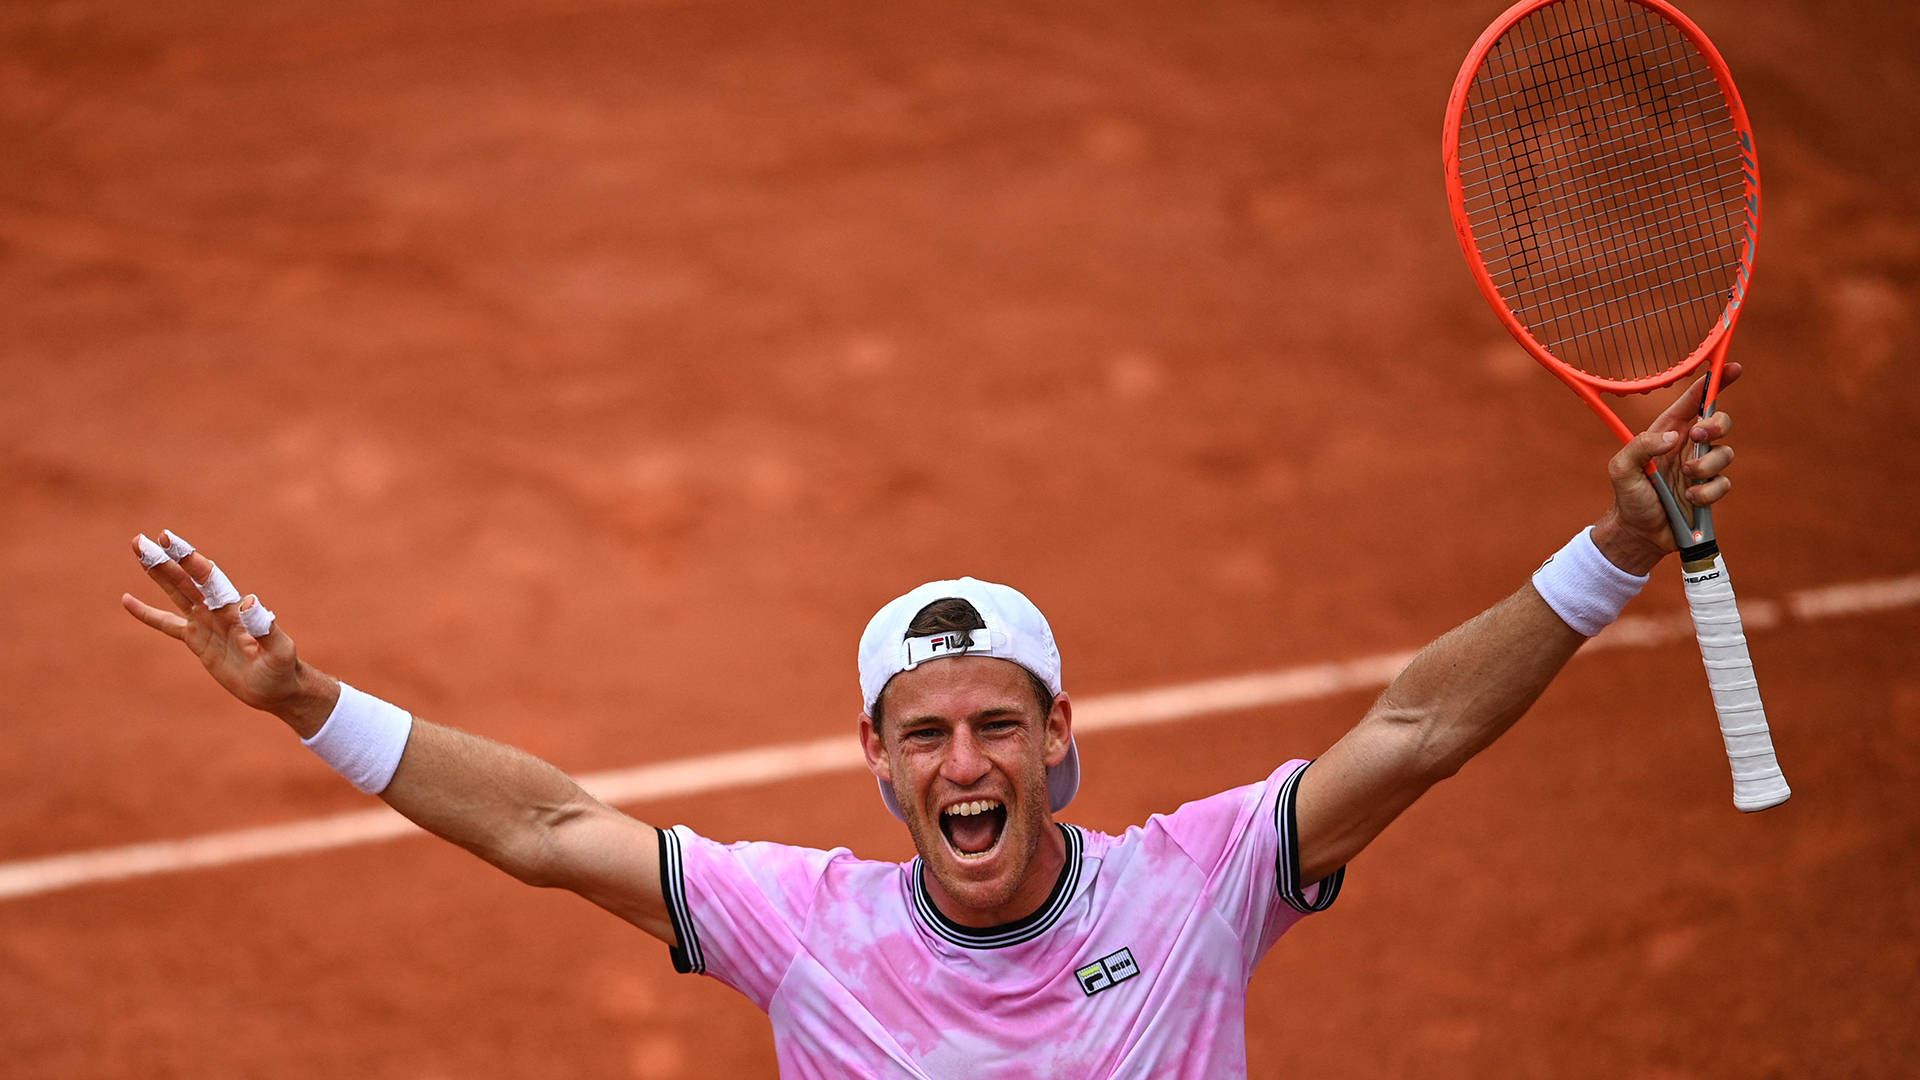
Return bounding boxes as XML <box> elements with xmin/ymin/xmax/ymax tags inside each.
<box><xmin>904</xmin><ymin>627</ymin><xmax>993</xmax><ymax>668</ymax></box>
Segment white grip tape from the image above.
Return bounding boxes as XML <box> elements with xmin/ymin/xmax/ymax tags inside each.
<box><xmin>161</xmin><ymin>531</ymin><xmax>195</xmax><ymax>560</ymax></box>
<box><xmin>301</xmin><ymin>683</ymin><xmax>414</xmax><ymax>795</ymax></box>
<box><xmin>195</xmin><ymin>564</ymin><xmax>243</xmax><ymax>610</ymax></box>
<box><xmin>239</xmin><ymin>599</ymin><xmax>276</xmax><ymax>638</ymax></box>
<box><xmin>1682</xmin><ymin>554</ymin><xmax>1791</xmax><ymax>812</ymax></box>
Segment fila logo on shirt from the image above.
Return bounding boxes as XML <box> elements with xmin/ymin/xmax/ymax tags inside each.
<box><xmin>1076</xmin><ymin>947</ymin><xmax>1139</xmax><ymax>997</ymax></box>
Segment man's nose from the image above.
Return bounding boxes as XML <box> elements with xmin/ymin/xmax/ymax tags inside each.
<box><xmin>940</xmin><ymin>728</ymin><xmax>991</xmax><ymax>786</ymax></box>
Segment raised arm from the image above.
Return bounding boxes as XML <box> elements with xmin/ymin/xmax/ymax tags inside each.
<box><xmin>1293</xmin><ymin>365</ymin><xmax>1742</xmax><ymax>882</ymax></box>
<box><xmin>120</xmin><ymin>538</ymin><xmax>675</xmax><ymax>944</ymax></box>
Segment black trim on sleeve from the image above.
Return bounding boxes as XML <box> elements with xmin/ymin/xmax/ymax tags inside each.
<box><xmin>656</xmin><ymin>825</ymin><xmax>705</xmax><ymax>974</ymax></box>
<box><xmin>1274</xmin><ymin>761</ymin><xmax>1344</xmax><ymax>914</ymax></box>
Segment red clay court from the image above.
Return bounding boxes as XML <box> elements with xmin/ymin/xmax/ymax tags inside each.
<box><xmin>3</xmin><ymin>1</ymin><xmax>1917</xmax><ymax>1076</ymax></box>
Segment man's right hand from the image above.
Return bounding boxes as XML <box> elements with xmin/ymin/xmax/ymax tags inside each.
<box><xmin>122</xmin><ymin>531</ymin><xmax>677</xmax><ymax>946</ymax></box>
<box><xmin>122</xmin><ymin>532</ymin><xmax>338</xmax><ymax>737</ymax></box>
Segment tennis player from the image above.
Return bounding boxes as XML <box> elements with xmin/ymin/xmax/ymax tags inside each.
<box><xmin>123</xmin><ymin>370</ymin><xmax>1739</xmax><ymax>1077</ymax></box>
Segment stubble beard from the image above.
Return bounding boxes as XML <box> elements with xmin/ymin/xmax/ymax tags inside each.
<box><xmin>901</xmin><ymin>756</ymin><xmax>1052</xmax><ymax>920</ymax></box>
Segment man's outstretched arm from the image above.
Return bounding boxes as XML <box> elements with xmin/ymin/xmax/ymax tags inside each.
<box><xmin>1293</xmin><ymin>365</ymin><xmax>1742</xmax><ymax>883</ymax></box>
<box><xmin>121</xmin><ymin>541</ymin><xmax>674</xmax><ymax>944</ymax></box>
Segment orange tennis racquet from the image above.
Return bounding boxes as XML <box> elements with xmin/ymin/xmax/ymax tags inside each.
<box><xmin>1443</xmin><ymin>0</ymin><xmax>1789</xmax><ymax>811</ymax></box>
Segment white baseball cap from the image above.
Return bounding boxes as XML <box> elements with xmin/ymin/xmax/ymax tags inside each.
<box><xmin>858</xmin><ymin>576</ymin><xmax>1079</xmax><ymax>822</ymax></box>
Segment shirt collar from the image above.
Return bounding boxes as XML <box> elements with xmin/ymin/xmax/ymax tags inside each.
<box><xmin>910</xmin><ymin>824</ymin><xmax>1083</xmax><ymax>950</ymax></box>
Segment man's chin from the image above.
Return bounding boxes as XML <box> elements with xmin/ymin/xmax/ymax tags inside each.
<box><xmin>921</xmin><ymin>821</ymin><xmax>1034</xmax><ymax>920</ymax></box>
<box><xmin>926</xmin><ymin>857</ymin><xmax>1021</xmax><ymax>918</ymax></box>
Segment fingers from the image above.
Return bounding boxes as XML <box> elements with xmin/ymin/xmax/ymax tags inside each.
<box><xmin>134</xmin><ymin>534</ymin><xmax>209</xmax><ymax>615</ymax></box>
<box><xmin>136</xmin><ymin>534</ymin><xmax>169</xmax><ymax>569</ymax></box>
<box><xmin>1689</xmin><ymin>410</ymin><xmax>1732</xmax><ymax>445</ymax></box>
<box><xmin>1609</xmin><ymin>428</ymin><xmax>1680</xmax><ymax>485</ymax></box>
<box><xmin>1686</xmin><ymin>474</ymin><xmax>1731</xmax><ymax>506</ymax></box>
<box><xmin>1654</xmin><ymin>362</ymin><xmax>1743</xmax><ymax>432</ymax></box>
<box><xmin>238</xmin><ymin>594</ymin><xmax>277</xmax><ymax>638</ymax></box>
<box><xmin>1684</xmin><ymin>442</ymin><xmax>1734</xmax><ymax>481</ymax></box>
<box><xmin>128</xmin><ymin>531</ymin><xmax>276</xmax><ymax>640</ymax></box>
<box><xmin>164</xmin><ymin>531</ymin><xmax>242</xmax><ymax>614</ymax></box>
<box><xmin>1713</xmin><ymin>360</ymin><xmax>1741</xmax><ymax>395</ymax></box>
<box><xmin>1681</xmin><ymin>441</ymin><xmax>1734</xmax><ymax>507</ymax></box>
<box><xmin>1654</xmin><ymin>370</ymin><xmax>1714</xmax><ymax>430</ymax></box>
<box><xmin>121</xmin><ymin>593</ymin><xmax>190</xmax><ymax>640</ymax></box>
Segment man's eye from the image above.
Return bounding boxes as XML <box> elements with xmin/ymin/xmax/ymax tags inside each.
<box><xmin>904</xmin><ymin>728</ymin><xmax>941</xmax><ymax>742</ymax></box>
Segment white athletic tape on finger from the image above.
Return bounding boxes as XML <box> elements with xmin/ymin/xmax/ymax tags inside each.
<box><xmin>135</xmin><ymin>534</ymin><xmax>170</xmax><ymax>568</ymax></box>
<box><xmin>161</xmin><ymin>531</ymin><xmax>195</xmax><ymax>560</ymax></box>
<box><xmin>239</xmin><ymin>599</ymin><xmax>276</xmax><ymax>638</ymax></box>
<box><xmin>1681</xmin><ymin>554</ymin><xmax>1791</xmax><ymax>812</ymax></box>
<box><xmin>1531</xmin><ymin>526</ymin><xmax>1650</xmax><ymax>637</ymax></box>
<box><xmin>195</xmin><ymin>564</ymin><xmax>243</xmax><ymax>610</ymax></box>
<box><xmin>302</xmin><ymin>683</ymin><xmax>413</xmax><ymax>795</ymax></box>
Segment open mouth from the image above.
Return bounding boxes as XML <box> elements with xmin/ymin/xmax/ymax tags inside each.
<box><xmin>940</xmin><ymin>799</ymin><xmax>1008</xmax><ymax>859</ymax></box>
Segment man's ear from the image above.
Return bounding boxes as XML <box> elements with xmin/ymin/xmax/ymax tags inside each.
<box><xmin>859</xmin><ymin>713</ymin><xmax>892</xmax><ymax>782</ymax></box>
<box><xmin>1043</xmin><ymin>693</ymin><xmax>1073</xmax><ymax>768</ymax></box>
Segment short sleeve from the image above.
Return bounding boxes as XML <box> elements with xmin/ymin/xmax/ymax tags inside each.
<box><xmin>1151</xmin><ymin>758</ymin><xmax>1346</xmax><ymax>963</ymax></box>
<box><xmin>657</xmin><ymin>825</ymin><xmax>843</xmax><ymax>1010</ymax></box>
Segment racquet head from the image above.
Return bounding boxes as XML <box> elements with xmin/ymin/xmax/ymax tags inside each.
<box><xmin>1443</xmin><ymin>0</ymin><xmax>1790</xmax><ymax>814</ymax></box>
<box><xmin>1443</xmin><ymin>0</ymin><xmax>1759</xmax><ymax>413</ymax></box>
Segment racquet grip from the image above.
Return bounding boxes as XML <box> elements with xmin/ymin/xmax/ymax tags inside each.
<box><xmin>1681</xmin><ymin>553</ymin><xmax>1790</xmax><ymax>812</ymax></box>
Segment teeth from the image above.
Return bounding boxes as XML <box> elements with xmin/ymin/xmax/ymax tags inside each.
<box><xmin>943</xmin><ymin>799</ymin><xmax>1002</xmax><ymax>817</ymax></box>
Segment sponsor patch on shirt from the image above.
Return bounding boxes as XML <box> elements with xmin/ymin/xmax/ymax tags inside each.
<box><xmin>1075</xmin><ymin>947</ymin><xmax>1139</xmax><ymax>997</ymax></box>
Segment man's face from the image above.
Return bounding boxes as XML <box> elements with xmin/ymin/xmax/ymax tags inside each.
<box><xmin>860</xmin><ymin>656</ymin><xmax>1072</xmax><ymax>927</ymax></box>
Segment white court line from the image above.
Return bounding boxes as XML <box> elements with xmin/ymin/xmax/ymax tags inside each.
<box><xmin>3</xmin><ymin>572</ymin><xmax>1915</xmax><ymax>903</ymax></box>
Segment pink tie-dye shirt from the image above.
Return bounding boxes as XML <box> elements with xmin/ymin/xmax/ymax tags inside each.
<box><xmin>657</xmin><ymin>759</ymin><xmax>1342</xmax><ymax>1078</ymax></box>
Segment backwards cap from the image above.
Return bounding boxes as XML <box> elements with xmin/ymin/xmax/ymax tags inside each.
<box><xmin>858</xmin><ymin>577</ymin><xmax>1079</xmax><ymax>821</ymax></box>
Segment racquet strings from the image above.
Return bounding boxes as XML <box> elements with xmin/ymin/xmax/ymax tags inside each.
<box><xmin>1455</xmin><ymin>0</ymin><xmax>1747</xmax><ymax>383</ymax></box>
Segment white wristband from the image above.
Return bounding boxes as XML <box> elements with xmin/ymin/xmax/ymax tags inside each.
<box><xmin>1531</xmin><ymin>526</ymin><xmax>1650</xmax><ymax>636</ymax></box>
<box><xmin>301</xmin><ymin>683</ymin><xmax>414</xmax><ymax>794</ymax></box>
